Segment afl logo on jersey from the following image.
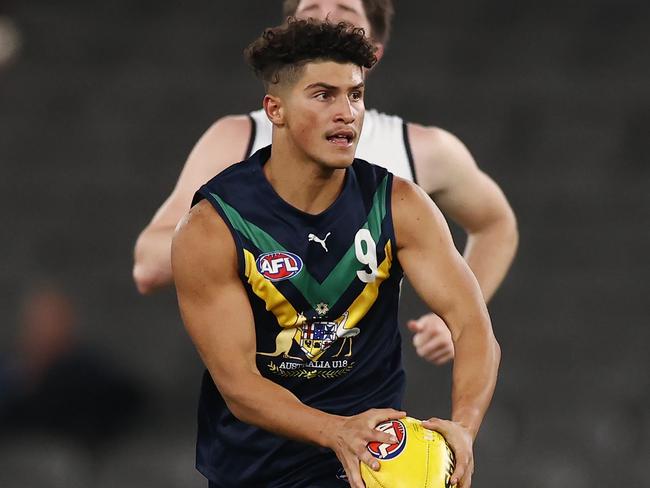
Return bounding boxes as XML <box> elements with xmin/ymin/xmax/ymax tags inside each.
<box><xmin>367</xmin><ymin>420</ymin><xmax>407</xmax><ymax>460</ymax></box>
<box><xmin>256</xmin><ymin>251</ymin><xmax>303</xmax><ymax>282</ymax></box>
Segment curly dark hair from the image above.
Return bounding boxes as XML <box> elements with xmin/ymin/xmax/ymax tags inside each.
<box><xmin>282</xmin><ymin>0</ymin><xmax>394</xmax><ymax>46</ymax></box>
<box><xmin>244</xmin><ymin>18</ymin><xmax>377</xmax><ymax>92</ymax></box>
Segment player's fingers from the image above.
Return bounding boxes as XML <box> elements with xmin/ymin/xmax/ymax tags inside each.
<box><xmin>450</xmin><ymin>452</ymin><xmax>472</xmax><ymax>487</ymax></box>
<box><xmin>406</xmin><ymin>319</ymin><xmax>421</xmax><ymax>333</ymax></box>
<box><xmin>367</xmin><ymin>408</ymin><xmax>406</xmax><ymax>426</ymax></box>
<box><xmin>344</xmin><ymin>458</ymin><xmax>366</xmax><ymax>488</ymax></box>
<box><xmin>366</xmin><ymin>429</ymin><xmax>399</xmax><ymax>445</ymax></box>
<box><xmin>412</xmin><ymin>332</ymin><xmax>426</xmax><ymax>348</ymax></box>
<box><xmin>415</xmin><ymin>338</ymin><xmax>446</xmax><ymax>359</ymax></box>
<box><xmin>429</xmin><ymin>348</ymin><xmax>454</xmax><ymax>366</ymax></box>
<box><xmin>450</xmin><ymin>463</ymin><xmax>465</xmax><ymax>487</ymax></box>
<box><xmin>461</xmin><ymin>462</ymin><xmax>473</xmax><ymax>487</ymax></box>
<box><xmin>359</xmin><ymin>449</ymin><xmax>380</xmax><ymax>471</ymax></box>
<box><xmin>421</xmin><ymin>417</ymin><xmax>447</xmax><ymax>433</ymax></box>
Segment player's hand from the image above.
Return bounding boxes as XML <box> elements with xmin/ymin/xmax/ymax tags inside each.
<box><xmin>422</xmin><ymin>418</ymin><xmax>474</xmax><ymax>487</ymax></box>
<box><xmin>327</xmin><ymin>408</ymin><xmax>406</xmax><ymax>488</ymax></box>
<box><xmin>407</xmin><ymin>313</ymin><xmax>454</xmax><ymax>365</ymax></box>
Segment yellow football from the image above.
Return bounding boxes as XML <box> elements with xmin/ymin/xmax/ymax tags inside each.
<box><xmin>361</xmin><ymin>417</ymin><xmax>456</xmax><ymax>488</ymax></box>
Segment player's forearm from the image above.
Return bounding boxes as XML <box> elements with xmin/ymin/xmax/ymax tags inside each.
<box><xmin>463</xmin><ymin>213</ymin><xmax>518</xmax><ymax>302</ymax></box>
<box><xmin>218</xmin><ymin>370</ymin><xmax>343</xmax><ymax>448</ymax></box>
<box><xmin>133</xmin><ymin>225</ymin><xmax>175</xmax><ymax>294</ymax></box>
<box><xmin>449</xmin><ymin>318</ymin><xmax>500</xmax><ymax>439</ymax></box>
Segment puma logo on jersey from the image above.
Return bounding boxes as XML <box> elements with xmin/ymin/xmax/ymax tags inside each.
<box><xmin>308</xmin><ymin>232</ymin><xmax>331</xmax><ymax>252</ymax></box>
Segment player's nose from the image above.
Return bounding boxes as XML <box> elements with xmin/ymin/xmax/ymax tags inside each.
<box><xmin>334</xmin><ymin>97</ymin><xmax>355</xmax><ymax>124</ymax></box>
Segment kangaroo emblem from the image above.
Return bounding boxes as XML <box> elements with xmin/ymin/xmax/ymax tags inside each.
<box><xmin>257</xmin><ymin>314</ymin><xmax>305</xmax><ymax>361</ymax></box>
<box><xmin>308</xmin><ymin>232</ymin><xmax>331</xmax><ymax>252</ymax></box>
<box><xmin>332</xmin><ymin>311</ymin><xmax>359</xmax><ymax>358</ymax></box>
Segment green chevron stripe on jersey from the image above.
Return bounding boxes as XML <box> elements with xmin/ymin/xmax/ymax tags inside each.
<box><xmin>209</xmin><ymin>175</ymin><xmax>388</xmax><ymax>307</ymax></box>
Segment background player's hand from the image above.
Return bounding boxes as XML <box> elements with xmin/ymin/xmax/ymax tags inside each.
<box><xmin>407</xmin><ymin>313</ymin><xmax>455</xmax><ymax>365</ymax></box>
<box><xmin>327</xmin><ymin>408</ymin><xmax>406</xmax><ymax>488</ymax></box>
<box><xmin>423</xmin><ymin>418</ymin><xmax>474</xmax><ymax>487</ymax></box>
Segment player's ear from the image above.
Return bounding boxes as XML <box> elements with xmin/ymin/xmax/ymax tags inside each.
<box><xmin>263</xmin><ymin>94</ymin><xmax>285</xmax><ymax>127</ymax></box>
<box><xmin>373</xmin><ymin>43</ymin><xmax>384</xmax><ymax>64</ymax></box>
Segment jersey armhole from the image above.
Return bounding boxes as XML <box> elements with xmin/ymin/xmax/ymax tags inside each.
<box><xmin>192</xmin><ymin>188</ymin><xmax>246</xmax><ymax>280</ymax></box>
<box><xmin>244</xmin><ymin>114</ymin><xmax>256</xmax><ymax>159</ymax></box>
<box><xmin>401</xmin><ymin>121</ymin><xmax>418</xmax><ymax>185</ymax></box>
<box><xmin>384</xmin><ymin>173</ymin><xmax>404</xmax><ymax>278</ymax></box>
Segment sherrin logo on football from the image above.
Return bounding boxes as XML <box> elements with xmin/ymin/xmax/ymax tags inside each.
<box><xmin>367</xmin><ymin>420</ymin><xmax>407</xmax><ymax>460</ymax></box>
<box><xmin>361</xmin><ymin>417</ymin><xmax>457</xmax><ymax>488</ymax></box>
<box><xmin>256</xmin><ymin>251</ymin><xmax>303</xmax><ymax>282</ymax></box>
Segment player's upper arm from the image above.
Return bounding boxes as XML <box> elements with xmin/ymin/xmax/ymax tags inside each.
<box><xmin>171</xmin><ymin>200</ymin><xmax>258</xmax><ymax>397</ymax></box>
<box><xmin>392</xmin><ymin>177</ymin><xmax>488</xmax><ymax>339</ymax></box>
<box><xmin>408</xmin><ymin>124</ymin><xmax>516</xmax><ymax>235</ymax></box>
<box><xmin>150</xmin><ymin>115</ymin><xmax>252</xmax><ymax>228</ymax></box>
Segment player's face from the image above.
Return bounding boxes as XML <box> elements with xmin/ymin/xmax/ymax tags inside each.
<box><xmin>294</xmin><ymin>0</ymin><xmax>372</xmax><ymax>38</ymax></box>
<box><xmin>284</xmin><ymin>61</ymin><xmax>365</xmax><ymax>169</ymax></box>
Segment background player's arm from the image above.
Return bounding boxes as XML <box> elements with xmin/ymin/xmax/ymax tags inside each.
<box><xmin>409</xmin><ymin>124</ymin><xmax>518</xmax><ymax>302</ymax></box>
<box><xmin>393</xmin><ymin>177</ymin><xmax>501</xmax><ymax>487</ymax></box>
<box><xmin>132</xmin><ymin>115</ymin><xmax>251</xmax><ymax>294</ymax></box>
<box><xmin>172</xmin><ymin>200</ymin><xmax>404</xmax><ymax>488</ymax></box>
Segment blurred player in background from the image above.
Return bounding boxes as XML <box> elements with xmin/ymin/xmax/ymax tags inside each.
<box><xmin>172</xmin><ymin>19</ymin><xmax>500</xmax><ymax>488</ymax></box>
<box><xmin>0</xmin><ymin>282</ymin><xmax>145</xmax><ymax>448</ymax></box>
<box><xmin>133</xmin><ymin>0</ymin><xmax>518</xmax><ymax>368</ymax></box>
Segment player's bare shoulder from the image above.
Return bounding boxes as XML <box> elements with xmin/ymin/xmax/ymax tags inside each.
<box><xmin>391</xmin><ymin>176</ymin><xmax>448</xmax><ymax>251</ymax></box>
<box><xmin>172</xmin><ymin>200</ymin><xmax>237</xmax><ymax>279</ymax></box>
<box><xmin>406</xmin><ymin>123</ymin><xmax>478</xmax><ymax>194</ymax></box>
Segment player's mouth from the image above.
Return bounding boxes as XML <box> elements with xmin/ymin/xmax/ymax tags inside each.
<box><xmin>325</xmin><ymin>129</ymin><xmax>356</xmax><ymax>147</ymax></box>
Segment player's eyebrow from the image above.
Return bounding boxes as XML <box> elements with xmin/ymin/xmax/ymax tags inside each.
<box><xmin>305</xmin><ymin>82</ymin><xmax>338</xmax><ymax>91</ymax></box>
<box><xmin>305</xmin><ymin>81</ymin><xmax>365</xmax><ymax>91</ymax></box>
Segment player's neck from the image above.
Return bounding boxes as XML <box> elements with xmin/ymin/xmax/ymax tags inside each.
<box><xmin>265</xmin><ymin>140</ymin><xmax>346</xmax><ymax>216</ymax></box>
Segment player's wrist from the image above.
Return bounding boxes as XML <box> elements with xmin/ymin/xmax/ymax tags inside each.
<box><xmin>319</xmin><ymin>414</ymin><xmax>346</xmax><ymax>450</ymax></box>
<box><xmin>451</xmin><ymin>408</ymin><xmax>481</xmax><ymax>440</ymax></box>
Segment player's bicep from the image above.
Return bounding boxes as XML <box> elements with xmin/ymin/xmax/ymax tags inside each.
<box><xmin>410</xmin><ymin>125</ymin><xmax>513</xmax><ymax>232</ymax></box>
<box><xmin>172</xmin><ymin>201</ymin><xmax>258</xmax><ymax>392</ymax></box>
<box><xmin>435</xmin><ymin>167</ymin><xmax>513</xmax><ymax>235</ymax></box>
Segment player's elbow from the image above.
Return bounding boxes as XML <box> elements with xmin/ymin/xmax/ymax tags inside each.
<box><xmin>132</xmin><ymin>262</ymin><xmax>165</xmax><ymax>295</ymax></box>
<box><xmin>492</xmin><ymin>335</ymin><xmax>502</xmax><ymax>367</ymax></box>
<box><xmin>489</xmin><ymin>204</ymin><xmax>519</xmax><ymax>255</ymax></box>
<box><xmin>133</xmin><ymin>230</ymin><xmax>174</xmax><ymax>294</ymax></box>
<box><xmin>219</xmin><ymin>381</ymin><xmax>258</xmax><ymax>424</ymax></box>
<box><xmin>504</xmin><ymin>208</ymin><xmax>519</xmax><ymax>257</ymax></box>
<box><xmin>484</xmin><ymin>330</ymin><xmax>501</xmax><ymax>379</ymax></box>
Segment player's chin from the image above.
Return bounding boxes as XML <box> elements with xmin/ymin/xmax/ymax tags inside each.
<box><xmin>322</xmin><ymin>141</ymin><xmax>357</xmax><ymax>168</ymax></box>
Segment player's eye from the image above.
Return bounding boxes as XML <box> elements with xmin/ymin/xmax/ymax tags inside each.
<box><xmin>315</xmin><ymin>92</ymin><xmax>330</xmax><ymax>101</ymax></box>
<box><xmin>350</xmin><ymin>91</ymin><xmax>363</xmax><ymax>101</ymax></box>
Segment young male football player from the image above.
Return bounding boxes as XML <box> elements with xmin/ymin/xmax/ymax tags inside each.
<box><xmin>172</xmin><ymin>19</ymin><xmax>500</xmax><ymax>488</ymax></box>
<box><xmin>135</xmin><ymin>0</ymin><xmax>518</xmax><ymax>368</ymax></box>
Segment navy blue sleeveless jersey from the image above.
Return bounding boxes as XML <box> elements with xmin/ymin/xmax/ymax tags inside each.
<box><xmin>192</xmin><ymin>145</ymin><xmax>405</xmax><ymax>487</ymax></box>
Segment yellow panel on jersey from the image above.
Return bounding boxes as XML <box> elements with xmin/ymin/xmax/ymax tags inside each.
<box><xmin>342</xmin><ymin>240</ymin><xmax>393</xmax><ymax>332</ymax></box>
<box><xmin>243</xmin><ymin>249</ymin><xmax>305</xmax><ymax>329</ymax></box>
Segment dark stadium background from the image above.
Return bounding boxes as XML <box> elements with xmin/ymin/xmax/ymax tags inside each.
<box><xmin>0</xmin><ymin>0</ymin><xmax>648</xmax><ymax>486</ymax></box>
